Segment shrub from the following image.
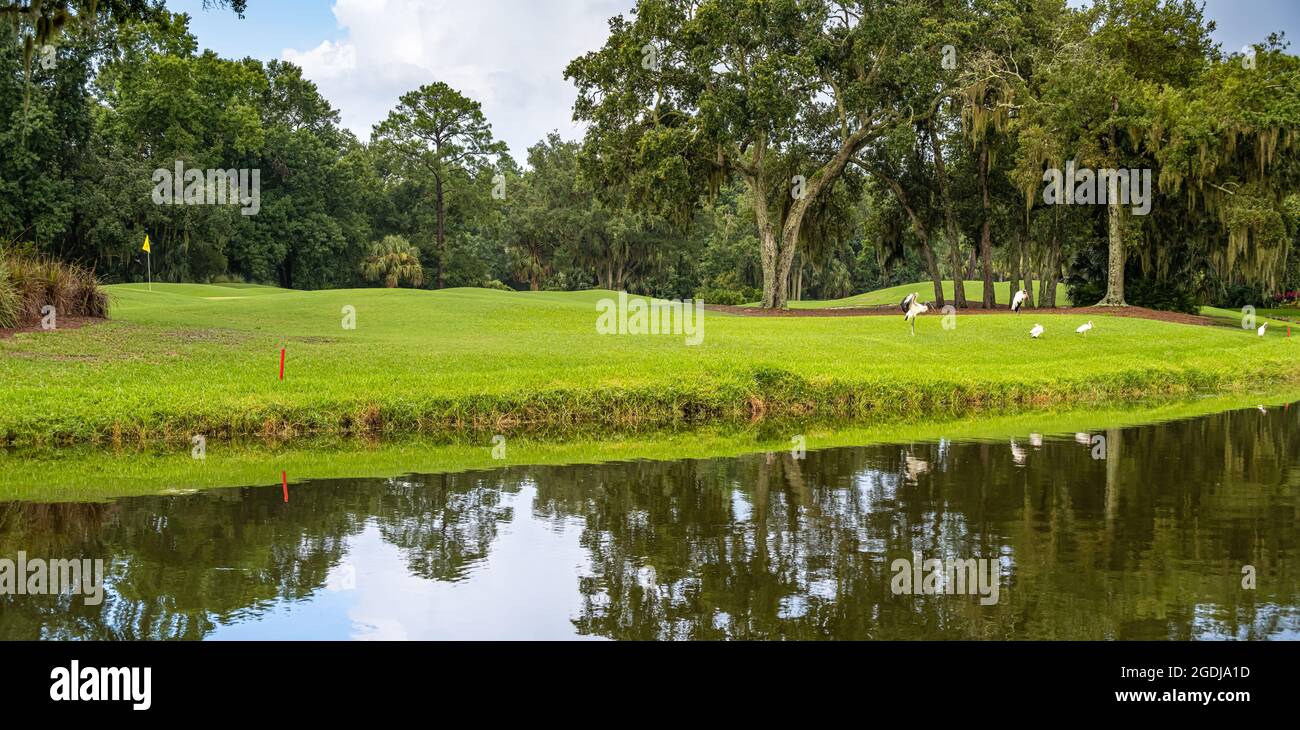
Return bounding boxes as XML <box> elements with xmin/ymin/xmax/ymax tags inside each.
<box><xmin>0</xmin><ymin>252</ymin><xmax>109</xmax><ymax>328</ymax></box>
<box><xmin>1069</xmin><ymin>276</ymin><xmax>1198</xmax><ymax>314</ymax></box>
<box><xmin>0</xmin><ymin>257</ymin><xmax>19</xmax><ymax>329</ymax></box>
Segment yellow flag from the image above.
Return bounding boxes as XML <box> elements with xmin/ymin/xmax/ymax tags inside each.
<box><xmin>142</xmin><ymin>234</ymin><xmax>151</xmax><ymax>254</ymax></box>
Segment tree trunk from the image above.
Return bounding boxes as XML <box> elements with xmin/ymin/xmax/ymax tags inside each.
<box><xmin>920</xmin><ymin>241</ymin><xmax>944</xmax><ymax>307</ymax></box>
<box><xmin>978</xmin><ymin>143</ymin><xmax>995</xmax><ymax>308</ymax></box>
<box><xmin>758</xmin><ymin>225</ymin><xmax>778</xmax><ymax>308</ymax></box>
<box><xmin>772</xmin><ymin>123</ymin><xmax>881</xmax><ymax>308</ymax></box>
<box><xmin>878</xmin><ymin>170</ymin><xmax>945</xmax><ymax>307</ymax></box>
<box><xmin>748</xmin><ymin>168</ymin><xmax>780</xmax><ymax>308</ymax></box>
<box><xmin>1097</xmin><ymin>190</ymin><xmax>1127</xmax><ymax>306</ymax></box>
<box><xmin>1039</xmin><ymin>224</ymin><xmax>1061</xmax><ymax>308</ymax></box>
<box><xmin>930</xmin><ymin>126</ymin><xmax>967</xmax><ymax>308</ymax></box>
<box><xmin>774</xmin><ymin>230</ymin><xmax>798</xmax><ymax>309</ymax></box>
<box><xmin>1010</xmin><ymin>215</ymin><xmax>1023</xmax><ymax>307</ymax></box>
<box><xmin>435</xmin><ymin>176</ymin><xmax>446</xmax><ymax>289</ymax></box>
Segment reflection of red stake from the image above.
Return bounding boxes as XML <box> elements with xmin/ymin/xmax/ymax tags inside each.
<box><xmin>279</xmin><ymin>348</ymin><xmax>286</xmax><ymax>380</ymax></box>
<box><xmin>282</xmin><ymin>470</ymin><xmax>288</xmax><ymax>503</ymax></box>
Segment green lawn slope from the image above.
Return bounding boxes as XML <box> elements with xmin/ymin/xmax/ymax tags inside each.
<box><xmin>0</xmin><ymin>283</ymin><xmax>1294</xmax><ymax>448</ymax></box>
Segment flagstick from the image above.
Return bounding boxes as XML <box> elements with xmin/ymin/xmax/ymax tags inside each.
<box><xmin>147</xmin><ymin>250</ymin><xmax>151</xmax><ymax>292</ymax></box>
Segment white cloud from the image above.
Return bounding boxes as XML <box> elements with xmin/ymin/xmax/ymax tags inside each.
<box><xmin>282</xmin><ymin>0</ymin><xmax>633</xmax><ymax>160</ymax></box>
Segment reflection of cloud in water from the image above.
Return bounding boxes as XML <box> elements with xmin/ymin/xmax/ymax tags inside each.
<box><xmin>1191</xmin><ymin>603</ymin><xmax>1300</xmax><ymax>641</ymax></box>
<box><xmin>344</xmin><ymin>488</ymin><xmax>600</xmax><ymax>641</ymax></box>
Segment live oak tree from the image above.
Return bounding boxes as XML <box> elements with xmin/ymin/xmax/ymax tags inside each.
<box><xmin>1016</xmin><ymin>0</ymin><xmax>1219</xmax><ymax>307</ymax></box>
<box><xmin>373</xmin><ymin>82</ymin><xmax>507</xmax><ymax>289</ymax></box>
<box><xmin>1152</xmin><ymin>37</ymin><xmax>1300</xmax><ymax>294</ymax></box>
<box><xmin>567</xmin><ymin>0</ymin><xmax>938</xmax><ymax>309</ymax></box>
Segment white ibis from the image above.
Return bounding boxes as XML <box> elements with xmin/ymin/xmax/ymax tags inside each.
<box><xmin>1012</xmin><ymin>289</ymin><xmax>1029</xmax><ymax>313</ymax></box>
<box><xmin>1076</xmin><ymin>321</ymin><xmax>1094</xmax><ymax>337</ymax></box>
<box><xmin>1258</xmin><ymin>323</ymin><xmax>1268</xmax><ymax>337</ymax></box>
<box><xmin>902</xmin><ymin>293</ymin><xmax>928</xmax><ymax>335</ymax></box>
<box><xmin>1030</xmin><ymin>323</ymin><xmax>1044</xmax><ymax>339</ymax></box>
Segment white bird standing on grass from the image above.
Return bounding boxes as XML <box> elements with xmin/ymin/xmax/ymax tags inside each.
<box><xmin>901</xmin><ymin>292</ymin><xmax>928</xmax><ymax>336</ymax></box>
<box><xmin>1012</xmin><ymin>289</ymin><xmax>1029</xmax><ymax>314</ymax></box>
<box><xmin>1076</xmin><ymin>321</ymin><xmax>1094</xmax><ymax>337</ymax></box>
<box><xmin>1258</xmin><ymin>322</ymin><xmax>1268</xmax><ymax>337</ymax></box>
<box><xmin>1030</xmin><ymin>323</ymin><xmax>1044</xmax><ymax>339</ymax></box>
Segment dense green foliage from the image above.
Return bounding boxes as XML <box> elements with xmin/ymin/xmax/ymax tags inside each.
<box><xmin>2</xmin><ymin>0</ymin><xmax>1298</xmax><ymax>311</ymax></box>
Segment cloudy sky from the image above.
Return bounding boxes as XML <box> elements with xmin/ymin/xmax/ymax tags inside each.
<box><xmin>172</xmin><ymin>0</ymin><xmax>1298</xmax><ymax>161</ymax></box>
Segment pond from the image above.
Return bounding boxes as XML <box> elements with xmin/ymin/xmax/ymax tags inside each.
<box><xmin>1</xmin><ymin>402</ymin><xmax>1296</xmax><ymax>640</ymax></box>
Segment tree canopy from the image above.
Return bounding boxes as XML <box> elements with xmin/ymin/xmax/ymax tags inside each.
<box><xmin>2</xmin><ymin>0</ymin><xmax>1297</xmax><ymax>312</ymax></box>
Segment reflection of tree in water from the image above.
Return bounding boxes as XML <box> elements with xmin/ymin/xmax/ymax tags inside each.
<box><xmin>0</xmin><ymin>481</ymin><xmax>368</xmax><ymax>640</ymax></box>
<box><xmin>373</xmin><ymin>472</ymin><xmax>519</xmax><ymax>581</ymax></box>
<box><xmin>1</xmin><ymin>406</ymin><xmax>1297</xmax><ymax>640</ymax></box>
<box><xmin>538</xmin><ymin>409</ymin><xmax>1300</xmax><ymax>640</ymax></box>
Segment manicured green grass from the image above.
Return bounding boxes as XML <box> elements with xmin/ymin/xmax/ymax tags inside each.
<box><xmin>0</xmin><ymin>283</ymin><xmax>1295</xmax><ymax>448</ymax></box>
<box><xmin>1199</xmin><ymin>306</ymin><xmax>1297</xmax><ymax>332</ymax></box>
<box><xmin>750</xmin><ymin>280</ymin><xmax>1070</xmax><ymax>309</ymax></box>
<box><xmin>111</xmin><ymin>282</ymin><xmax>291</xmax><ymax>299</ymax></box>
<box><xmin>1257</xmin><ymin>308</ymin><xmax>1300</xmax><ymax>321</ymax></box>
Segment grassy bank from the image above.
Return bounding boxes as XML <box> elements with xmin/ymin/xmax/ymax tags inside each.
<box><xmin>3</xmin><ymin>389</ymin><xmax>1296</xmax><ymax>502</ymax></box>
<box><xmin>0</xmin><ymin>283</ymin><xmax>1296</xmax><ymax>448</ymax></box>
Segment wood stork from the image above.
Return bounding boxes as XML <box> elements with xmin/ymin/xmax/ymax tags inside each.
<box><xmin>1012</xmin><ymin>289</ymin><xmax>1029</xmax><ymax>313</ymax></box>
<box><xmin>900</xmin><ymin>292</ymin><xmax>918</xmax><ymax>314</ymax></box>
<box><xmin>902</xmin><ymin>293</ymin><xmax>928</xmax><ymax>335</ymax></box>
<box><xmin>1030</xmin><ymin>323</ymin><xmax>1044</xmax><ymax>339</ymax></box>
<box><xmin>1258</xmin><ymin>322</ymin><xmax>1268</xmax><ymax>337</ymax></box>
<box><xmin>1076</xmin><ymin>321</ymin><xmax>1094</xmax><ymax>337</ymax></box>
<box><xmin>1010</xmin><ymin>439</ymin><xmax>1027</xmax><ymax>465</ymax></box>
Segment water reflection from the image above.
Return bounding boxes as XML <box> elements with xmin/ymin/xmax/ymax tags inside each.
<box><xmin>1</xmin><ymin>405</ymin><xmax>1297</xmax><ymax>640</ymax></box>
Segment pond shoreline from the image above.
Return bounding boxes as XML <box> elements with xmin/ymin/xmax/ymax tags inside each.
<box><xmin>5</xmin><ymin>388</ymin><xmax>1298</xmax><ymax>503</ymax></box>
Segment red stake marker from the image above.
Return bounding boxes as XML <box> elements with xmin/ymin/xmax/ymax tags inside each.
<box><xmin>279</xmin><ymin>348</ymin><xmax>286</xmax><ymax>380</ymax></box>
<box><xmin>282</xmin><ymin>470</ymin><xmax>289</xmax><ymax>503</ymax></box>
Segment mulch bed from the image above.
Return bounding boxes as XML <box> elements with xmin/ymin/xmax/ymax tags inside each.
<box><xmin>0</xmin><ymin>316</ymin><xmax>106</xmax><ymax>340</ymax></box>
<box><xmin>706</xmin><ymin>303</ymin><xmax>1218</xmax><ymax>326</ymax></box>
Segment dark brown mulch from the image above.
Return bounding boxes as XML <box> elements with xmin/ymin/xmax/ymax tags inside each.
<box><xmin>0</xmin><ymin>316</ymin><xmax>106</xmax><ymax>340</ymax></box>
<box><xmin>706</xmin><ymin>303</ymin><xmax>1216</xmax><ymax>326</ymax></box>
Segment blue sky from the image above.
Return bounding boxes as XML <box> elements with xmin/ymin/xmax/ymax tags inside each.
<box><xmin>170</xmin><ymin>0</ymin><xmax>1299</xmax><ymax>158</ymax></box>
